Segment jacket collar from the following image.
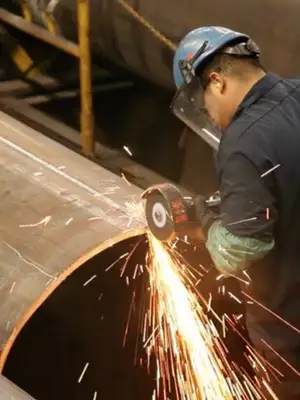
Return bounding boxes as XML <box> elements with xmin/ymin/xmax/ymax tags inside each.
<box><xmin>231</xmin><ymin>72</ymin><xmax>281</xmax><ymax>122</ymax></box>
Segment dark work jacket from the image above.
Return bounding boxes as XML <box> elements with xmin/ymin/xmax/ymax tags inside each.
<box><xmin>217</xmin><ymin>73</ymin><xmax>300</xmax><ymax>353</ymax></box>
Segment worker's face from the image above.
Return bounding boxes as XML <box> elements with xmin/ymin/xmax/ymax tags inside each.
<box><xmin>203</xmin><ymin>73</ymin><xmax>235</xmax><ymax>130</ymax></box>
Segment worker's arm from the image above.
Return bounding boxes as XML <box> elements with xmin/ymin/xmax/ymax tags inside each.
<box><xmin>197</xmin><ymin>153</ymin><xmax>277</xmax><ymax>277</ymax></box>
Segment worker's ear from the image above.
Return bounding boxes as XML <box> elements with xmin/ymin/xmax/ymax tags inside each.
<box><xmin>209</xmin><ymin>73</ymin><xmax>225</xmax><ymax>95</ymax></box>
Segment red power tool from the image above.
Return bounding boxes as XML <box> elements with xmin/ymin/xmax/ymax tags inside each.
<box><xmin>141</xmin><ymin>183</ymin><xmax>220</xmax><ymax>242</ymax></box>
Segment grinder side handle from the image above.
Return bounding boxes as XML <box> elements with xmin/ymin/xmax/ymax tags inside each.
<box><xmin>184</xmin><ymin>191</ymin><xmax>221</xmax><ymax>241</ymax></box>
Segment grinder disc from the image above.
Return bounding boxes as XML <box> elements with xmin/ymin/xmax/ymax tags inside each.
<box><xmin>143</xmin><ymin>183</ymin><xmax>189</xmax><ymax>242</ymax></box>
<box><xmin>145</xmin><ymin>193</ymin><xmax>174</xmax><ymax>241</ymax></box>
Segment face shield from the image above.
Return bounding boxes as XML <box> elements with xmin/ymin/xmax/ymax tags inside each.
<box><xmin>170</xmin><ymin>39</ymin><xmax>260</xmax><ymax>152</ymax></box>
<box><xmin>170</xmin><ymin>71</ymin><xmax>221</xmax><ymax>151</ymax></box>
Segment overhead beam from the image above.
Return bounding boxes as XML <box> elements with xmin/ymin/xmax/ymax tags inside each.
<box><xmin>0</xmin><ymin>8</ymin><xmax>80</xmax><ymax>58</ymax></box>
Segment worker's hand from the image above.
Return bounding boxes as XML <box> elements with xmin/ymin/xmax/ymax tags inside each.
<box><xmin>193</xmin><ymin>194</ymin><xmax>220</xmax><ymax>235</ymax></box>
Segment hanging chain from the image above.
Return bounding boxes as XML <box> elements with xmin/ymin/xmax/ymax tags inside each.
<box><xmin>116</xmin><ymin>0</ymin><xmax>176</xmax><ymax>52</ymax></box>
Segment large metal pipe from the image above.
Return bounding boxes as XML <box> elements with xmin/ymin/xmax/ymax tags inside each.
<box><xmin>0</xmin><ymin>113</ymin><xmax>247</xmax><ymax>399</ymax></box>
<box><xmin>0</xmin><ymin>110</ymin><xmax>145</xmax><ymax>370</ymax></box>
<box><xmin>2</xmin><ymin>234</ymin><xmax>157</xmax><ymax>399</ymax></box>
<box><xmin>0</xmin><ymin>374</ymin><xmax>35</xmax><ymax>399</ymax></box>
<box><xmin>2</xmin><ymin>0</ymin><xmax>300</xmax><ymax>89</ymax></box>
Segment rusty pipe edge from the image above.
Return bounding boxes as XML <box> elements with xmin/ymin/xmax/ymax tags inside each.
<box><xmin>0</xmin><ymin>110</ymin><xmax>147</xmax><ymax>371</ymax></box>
<box><xmin>0</xmin><ymin>227</ymin><xmax>146</xmax><ymax>371</ymax></box>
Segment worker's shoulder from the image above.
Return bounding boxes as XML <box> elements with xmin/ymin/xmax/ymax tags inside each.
<box><xmin>222</xmin><ymin>76</ymin><xmax>300</xmax><ymax>150</ymax></box>
<box><xmin>219</xmin><ymin>77</ymin><xmax>300</xmax><ymax>167</ymax></box>
<box><xmin>232</xmin><ymin>76</ymin><xmax>300</xmax><ymax>132</ymax></box>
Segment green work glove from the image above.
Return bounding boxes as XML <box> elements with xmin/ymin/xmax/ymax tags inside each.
<box><xmin>193</xmin><ymin>194</ymin><xmax>220</xmax><ymax>236</ymax></box>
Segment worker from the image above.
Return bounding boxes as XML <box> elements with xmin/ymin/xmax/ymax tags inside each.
<box><xmin>171</xmin><ymin>26</ymin><xmax>300</xmax><ymax>398</ymax></box>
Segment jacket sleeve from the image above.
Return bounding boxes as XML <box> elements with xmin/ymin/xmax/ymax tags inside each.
<box><xmin>206</xmin><ymin>152</ymin><xmax>277</xmax><ymax>276</ymax></box>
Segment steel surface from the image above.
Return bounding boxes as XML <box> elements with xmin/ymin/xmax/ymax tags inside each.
<box><xmin>0</xmin><ymin>374</ymin><xmax>35</xmax><ymax>399</ymax></box>
<box><xmin>0</xmin><ymin>111</ymin><xmax>145</xmax><ymax>370</ymax></box>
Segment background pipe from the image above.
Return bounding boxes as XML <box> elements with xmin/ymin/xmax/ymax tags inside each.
<box><xmin>2</xmin><ymin>0</ymin><xmax>299</xmax><ymax>89</ymax></box>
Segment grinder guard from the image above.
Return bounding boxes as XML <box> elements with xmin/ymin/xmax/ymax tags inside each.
<box><xmin>170</xmin><ymin>38</ymin><xmax>260</xmax><ymax>152</ymax></box>
<box><xmin>142</xmin><ymin>183</ymin><xmax>194</xmax><ymax>242</ymax></box>
<box><xmin>142</xmin><ymin>184</ymin><xmax>221</xmax><ymax>242</ymax></box>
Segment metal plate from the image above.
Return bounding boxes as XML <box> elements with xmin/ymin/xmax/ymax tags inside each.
<box><xmin>0</xmin><ymin>111</ymin><xmax>145</xmax><ymax>369</ymax></box>
<box><xmin>0</xmin><ymin>374</ymin><xmax>35</xmax><ymax>399</ymax></box>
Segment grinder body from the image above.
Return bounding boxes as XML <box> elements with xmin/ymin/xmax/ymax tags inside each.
<box><xmin>142</xmin><ymin>183</ymin><xmax>220</xmax><ymax>242</ymax></box>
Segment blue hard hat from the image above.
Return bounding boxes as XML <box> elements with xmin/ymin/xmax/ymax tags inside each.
<box><xmin>173</xmin><ymin>26</ymin><xmax>250</xmax><ymax>89</ymax></box>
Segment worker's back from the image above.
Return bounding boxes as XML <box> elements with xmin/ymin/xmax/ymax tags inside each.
<box><xmin>217</xmin><ymin>73</ymin><xmax>300</xmax><ymax>397</ymax></box>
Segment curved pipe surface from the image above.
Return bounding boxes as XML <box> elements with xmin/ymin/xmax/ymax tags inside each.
<box><xmin>0</xmin><ymin>230</ymin><xmax>248</xmax><ymax>400</ymax></box>
<box><xmin>3</xmin><ymin>0</ymin><xmax>300</xmax><ymax>88</ymax></box>
<box><xmin>0</xmin><ymin>111</ymin><xmax>145</xmax><ymax>368</ymax></box>
<box><xmin>2</xmin><ymin>234</ymin><xmax>153</xmax><ymax>400</ymax></box>
<box><xmin>0</xmin><ymin>374</ymin><xmax>35</xmax><ymax>399</ymax></box>
<box><xmin>0</xmin><ymin>115</ymin><xmax>248</xmax><ymax>400</ymax></box>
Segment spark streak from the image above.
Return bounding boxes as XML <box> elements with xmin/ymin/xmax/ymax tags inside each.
<box><xmin>146</xmin><ymin>235</ymin><xmax>234</xmax><ymax>399</ymax></box>
<box><xmin>261</xmin><ymin>164</ymin><xmax>280</xmax><ymax>178</ymax></box>
<box><xmin>78</xmin><ymin>362</ymin><xmax>89</xmax><ymax>383</ymax></box>
<box><xmin>83</xmin><ymin>274</ymin><xmax>97</xmax><ymax>287</ymax></box>
<box><xmin>144</xmin><ymin>234</ymin><xmax>279</xmax><ymax>399</ymax></box>
<box><xmin>123</xmin><ymin>145</ymin><xmax>133</xmax><ymax>156</ymax></box>
<box><xmin>19</xmin><ymin>215</ymin><xmax>52</xmax><ymax>228</ymax></box>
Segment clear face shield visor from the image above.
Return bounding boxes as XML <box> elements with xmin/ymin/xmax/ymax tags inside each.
<box><xmin>170</xmin><ymin>72</ymin><xmax>221</xmax><ymax>151</ymax></box>
<box><xmin>170</xmin><ymin>39</ymin><xmax>260</xmax><ymax>151</ymax></box>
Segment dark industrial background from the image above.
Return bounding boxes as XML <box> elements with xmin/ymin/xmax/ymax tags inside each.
<box><xmin>1</xmin><ymin>0</ymin><xmax>297</xmax><ymax>397</ymax></box>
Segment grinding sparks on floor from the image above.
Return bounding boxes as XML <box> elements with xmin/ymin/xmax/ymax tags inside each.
<box><xmin>144</xmin><ymin>234</ymin><xmax>278</xmax><ymax>400</ymax></box>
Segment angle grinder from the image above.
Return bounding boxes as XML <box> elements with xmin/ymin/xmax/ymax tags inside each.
<box><xmin>141</xmin><ymin>183</ymin><xmax>220</xmax><ymax>242</ymax></box>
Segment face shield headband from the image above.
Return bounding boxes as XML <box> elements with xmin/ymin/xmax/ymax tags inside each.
<box><xmin>170</xmin><ymin>39</ymin><xmax>260</xmax><ymax>151</ymax></box>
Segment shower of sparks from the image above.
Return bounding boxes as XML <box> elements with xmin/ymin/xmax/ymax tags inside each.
<box><xmin>137</xmin><ymin>234</ymin><xmax>283</xmax><ymax>400</ymax></box>
<box><xmin>143</xmin><ymin>234</ymin><xmax>277</xmax><ymax>400</ymax></box>
<box><xmin>103</xmin><ymin>225</ymin><xmax>300</xmax><ymax>398</ymax></box>
<box><xmin>125</xmin><ymin>200</ymin><xmax>144</xmax><ymax>220</ymax></box>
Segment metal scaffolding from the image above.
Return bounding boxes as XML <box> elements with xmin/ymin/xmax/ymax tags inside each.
<box><xmin>0</xmin><ymin>1</ymin><xmax>95</xmax><ymax>156</ymax></box>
